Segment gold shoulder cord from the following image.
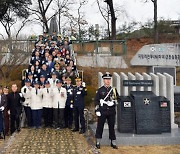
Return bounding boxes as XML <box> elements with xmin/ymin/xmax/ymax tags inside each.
<box><xmin>113</xmin><ymin>87</ymin><xmax>117</xmax><ymax>100</ymax></box>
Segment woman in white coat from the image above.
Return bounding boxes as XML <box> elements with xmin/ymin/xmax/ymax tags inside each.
<box><xmin>29</xmin><ymin>81</ymin><xmax>43</xmax><ymax>128</ymax></box>
<box><xmin>52</xmin><ymin>79</ymin><xmax>67</xmax><ymax>129</ymax></box>
<box><xmin>42</xmin><ymin>80</ymin><xmax>53</xmax><ymax>127</ymax></box>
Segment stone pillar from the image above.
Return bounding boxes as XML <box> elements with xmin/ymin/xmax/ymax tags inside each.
<box><xmin>120</xmin><ymin>72</ymin><xmax>128</xmax><ymax>96</ymax></box>
<box><xmin>98</xmin><ymin>72</ymin><xmax>103</xmax><ymax>88</ymax></box>
<box><xmin>135</xmin><ymin>72</ymin><xmax>144</xmax><ymax>91</ymax></box>
<box><xmin>164</xmin><ymin>73</ymin><xmax>178</xmax><ymax>128</ymax></box>
<box><xmin>128</xmin><ymin>72</ymin><xmax>136</xmax><ymax>95</ymax></box>
<box><xmin>157</xmin><ymin>73</ymin><xmax>167</xmax><ymax>97</ymax></box>
<box><xmin>143</xmin><ymin>72</ymin><xmax>152</xmax><ymax>91</ymax></box>
<box><xmin>113</xmin><ymin>72</ymin><xmax>120</xmax><ymax>129</ymax></box>
<box><xmin>150</xmin><ymin>73</ymin><xmax>159</xmax><ymax>96</ymax></box>
<box><xmin>113</xmin><ymin>72</ymin><xmax>120</xmax><ymax>94</ymax></box>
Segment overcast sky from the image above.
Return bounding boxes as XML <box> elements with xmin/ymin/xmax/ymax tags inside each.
<box><xmin>0</xmin><ymin>0</ymin><xmax>180</xmax><ymax>38</ymax></box>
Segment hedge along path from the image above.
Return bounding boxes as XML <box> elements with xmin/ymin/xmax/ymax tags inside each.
<box><xmin>0</xmin><ymin>128</ymin><xmax>93</xmax><ymax>154</ymax></box>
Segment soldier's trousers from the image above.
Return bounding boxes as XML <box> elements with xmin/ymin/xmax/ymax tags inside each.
<box><xmin>95</xmin><ymin>112</ymin><xmax>116</xmax><ymax>140</ymax></box>
<box><xmin>64</xmin><ymin>105</ymin><xmax>73</xmax><ymax>127</ymax></box>
<box><xmin>73</xmin><ymin>106</ymin><xmax>85</xmax><ymax>131</ymax></box>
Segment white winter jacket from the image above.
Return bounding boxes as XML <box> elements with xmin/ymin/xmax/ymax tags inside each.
<box><xmin>52</xmin><ymin>87</ymin><xmax>67</xmax><ymax>109</ymax></box>
<box><xmin>29</xmin><ymin>88</ymin><xmax>43</xmax><ymax>110</ymax></box>
<box><xmin>21</xmin><ymin>86</ymin><xmax>32</xmax><ymax>107</ymax></box>
<box><xmin>42</xmin><ymin>87</ymin><xmax>53</xmax><ymax>108</ymax></box>
<box><xmin>48</xmin><ymin>78</ymin><xmax>59</xmax><ymax>89</ymax></box>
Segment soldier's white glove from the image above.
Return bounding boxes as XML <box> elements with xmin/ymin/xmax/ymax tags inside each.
<box><xmin>19</xmin><ymin>93</ymin><xmax>23</xmax><ymax>97</ymax></box>
<box><xmin>100</xmin><ymin>99</ymin><xmax>105</xmax><ymax>106</ymax></box>
<box><xmin>0</xmin><ymin>106</ymin><xmax>5</xmax><ymax>111</ymax></box>
<box><xmin>107</xmin><ymin>101</ymin><xmax>114</xmax><ymax>107</ymax></box>
<box><xmin>8</xmin><ymin>110</ymin><xmax>10</xmax><ymax>115</ymax></box>
<box><xmin>70</xmin><ymin>104</ymin><xmax>73</xmax><ymax>108</ymax></box>
<box><xmin>82</xmin><ymin>82</ymin><xmax>86</xmax><ymax>87</ymax></box>
<box><xmin>96</xmin><ymin>111</ymin><xmax>101</xmax><ymax>117</ymax></box>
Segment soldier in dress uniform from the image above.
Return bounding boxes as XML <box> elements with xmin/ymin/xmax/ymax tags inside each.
<box><xmin>72</xmin><ymin>77</ymin><xmax>87</xmax><ymax>134</ymax></box>
<box><xmin>21</xmin><ymin>79</ymin><xmax>32</xmax><ymax>128</ymax></box>
<box><xmin>94</xmin><ymin>72</ymin><xmax>119</xmax><ymax>149</ymax></box>
<box><xmin>64</xmin><ymin>77</ymin><xmax>74</xmax><ymax>129</ymax></box>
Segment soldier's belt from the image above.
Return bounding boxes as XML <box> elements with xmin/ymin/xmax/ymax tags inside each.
<box><xmin>100</xmin><ymin>99</ymin><xmax>114</xmax><ymax>107</ymax></box>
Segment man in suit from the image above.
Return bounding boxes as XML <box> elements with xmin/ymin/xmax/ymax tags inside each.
<box><xmin>0</xmin><ymin>86</ymin><xmax>7</xmax><ymax>139</ymax></box>
<box><xmin>7</xmin><ymin>84</ymin><xmax>23</xmax><ymax>135</ymax></box>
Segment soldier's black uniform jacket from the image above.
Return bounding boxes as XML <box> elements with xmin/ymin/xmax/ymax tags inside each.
<box><xmin>73</xmin><ymin>86</ymin><xmax>87</xmax><ymax>108</ymax></box>
<box><xmin>95</xmin><ymin>86</ymin><xmax>119</xmax><ymax>115</ymax></box>
<box><xmin>65</xmin><ymin>84</ymin><xmax>74</xmax><ymax>106</ymax></box>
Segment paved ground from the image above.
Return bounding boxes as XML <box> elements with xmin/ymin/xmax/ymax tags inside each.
<box><xmin>1</xmin><ymin>128</ymin><xmax>180</xmax><ymax>154</ymax></box>
<box><xmin>0</xmin><ymin>128</ymin><xmax>93</xmax><ymax>154</ymax></box>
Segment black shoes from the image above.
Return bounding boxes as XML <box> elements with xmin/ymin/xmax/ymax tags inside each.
<box><xmin>0</xmin><ymin>135</ymin><xmax>4</xmax><ymax>139</ymax></box>
<box><xmin>72</xmin><ymin>128</ymin><xmax>79</xmax><ymax>132</ymax></box>
<box><xmin>17</xmin><ymin>128</ymin><xmax>21</xmax><ymax>132</ymax></box>
<box><xmin>96</xmin><ymin>142</ymin><xmax>100</xmax><ymax>149</ymax></box>
<box><xmin>79</xmin><ymin>129</ymin><xmax>85</xmax><ymax>134</ymax></box>
<box><xmin>111</xmin><ymin>142</ymin><xmax>118</xmax><ymax>149</ymax></box>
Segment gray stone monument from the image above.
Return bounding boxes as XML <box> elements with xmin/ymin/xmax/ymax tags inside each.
<box><xmin>120</xmin><ymin>72</ymin><xmax>128</xmax><ymax>96</ymax></box>
<box><xmin>164</xmin><ymin>73</ymin><xmax>178</xmax><ymax>128</ymax></box>
<box><xmin>135</xmin><ymin>72</ymin><xmax>144</xmax><ymax>91</ymax></box>
<box><xmin>128</xmin><ymin>72</ymin><xmax>136</xmax><ymax>94</ymax></box>
<box><xmin>143</xmin><ymin>72</ymin><xmax>152</xmax><ymax>91</ymax></box>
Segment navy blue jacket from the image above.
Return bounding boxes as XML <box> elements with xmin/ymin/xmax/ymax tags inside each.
<box><xmin>73</xmin><ymin>86</ymin><xmax>87</xmax><ymax>107</ymax></box>
<box><xmin>65</xmin><ymin>84</ymin><xmax>74</xmax><ymax>106</ymax></box>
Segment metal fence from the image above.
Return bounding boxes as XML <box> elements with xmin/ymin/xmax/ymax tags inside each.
<box><xmin>71</xmin><ymin>40</ymin><xmax>126</xmax><ymax>56</ymax></box>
